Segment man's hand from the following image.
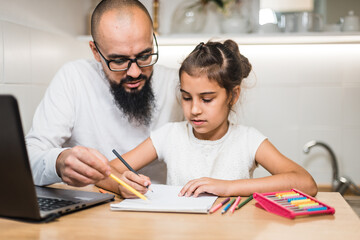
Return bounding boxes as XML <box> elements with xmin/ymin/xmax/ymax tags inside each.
<box><xmin>56</xmin><ymin>146</ymin><xmax>111</xmax><ymax>187</ymax></box>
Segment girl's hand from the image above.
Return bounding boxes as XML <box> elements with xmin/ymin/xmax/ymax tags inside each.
<box><xmin>179</xmin><ymin>177</ymin><xmax>230</xmax><ymax>197</ymax></box>
<box><xmin>117</xmin><ymin>171</ymin><xmax>151</xmax><ymax>198</ymax></box>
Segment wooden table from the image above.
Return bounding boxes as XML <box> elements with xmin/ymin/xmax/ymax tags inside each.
<box><xmin>0</xmin><ymin>184</ymin><xmax>359</xmax><ymax>240</ymax></box>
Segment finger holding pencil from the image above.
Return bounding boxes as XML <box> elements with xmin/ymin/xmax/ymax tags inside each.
<box><xmin>112</xmin><ymin>149</ymin><xmax>153</xmax><ymax>192</ymax></box>
<box><xmin>109</xmin><ymin>173</ymin><xmax>148</xmax><ymax>201</ymax></box>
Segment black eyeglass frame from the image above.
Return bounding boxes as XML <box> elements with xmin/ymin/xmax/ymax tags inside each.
<box><xmin>93</xmin><ymin>33</ymin><xmax>159</xmax><ymax>72</ymax></box>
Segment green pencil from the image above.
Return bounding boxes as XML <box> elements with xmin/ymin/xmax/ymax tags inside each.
<box><xmin>235</xmin><ymin>194</ymin><xmax>253</xmax><ymax>210</ymax></box>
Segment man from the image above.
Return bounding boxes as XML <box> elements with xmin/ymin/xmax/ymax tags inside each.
<box><xmin>26</xmin><ymin>0</ymin><xmax>182</xmax><ymax>190</ymax></box>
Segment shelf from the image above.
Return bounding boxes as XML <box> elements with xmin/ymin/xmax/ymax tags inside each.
<box><xmin>77</xmin><ymin>32</ymin><xmax>360</xmax><ymax>45</ymax></box>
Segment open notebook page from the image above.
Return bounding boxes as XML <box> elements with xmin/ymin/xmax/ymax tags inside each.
<box><xmin>110</xmin><ymin>184</ymin><xmax>218</xmax><ymax>214</ymax></box>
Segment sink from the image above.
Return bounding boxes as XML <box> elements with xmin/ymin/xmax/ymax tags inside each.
<box><xmin>345</xmin><ymin>196</ymin><xmax>360</xmax><ymax>217</ymax></box>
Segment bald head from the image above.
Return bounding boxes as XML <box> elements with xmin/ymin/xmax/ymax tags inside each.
<box><xmin>91</xmin><ymin>0</ymin><xmax>153</xmax><ymax>42</ymax></box>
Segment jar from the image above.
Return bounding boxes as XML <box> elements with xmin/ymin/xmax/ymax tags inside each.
<box><xmin>170</xmin><ymin>0</ymin><xmax>207</xmax><ymax>34</ymax></box>
<box><xmin>342</xmin><ymin>10</ymin><xmax>359</xmax><ymax>32</ymax></box>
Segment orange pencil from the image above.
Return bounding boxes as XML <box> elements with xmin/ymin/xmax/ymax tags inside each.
<box><xmin>98</xmin><ymin>188</ymin><xmax>108</xmax><ymax>194</ymax></box>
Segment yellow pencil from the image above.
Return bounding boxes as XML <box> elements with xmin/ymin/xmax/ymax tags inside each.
<box><xmin>109</xmin><ymin>174</ymin><xmax>148</xmax><ymax>201</ymax></box>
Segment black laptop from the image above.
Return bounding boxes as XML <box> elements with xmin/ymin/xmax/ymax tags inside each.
<box><xmin>0</xmin><ymin>95</ymin><xmax>114</xmax><ymax>222</ymax></box>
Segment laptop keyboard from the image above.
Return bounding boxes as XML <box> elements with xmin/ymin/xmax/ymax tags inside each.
<box><xmin>37</xmin><ymin>197</ymin><xmax>79</xmax><ymax>211</ymax></box>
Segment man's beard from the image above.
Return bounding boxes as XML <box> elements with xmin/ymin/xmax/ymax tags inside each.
<box><xmin>109</xmin><ymin>73</ymin><xmax>155</xmax><ymax>126</ymax></box>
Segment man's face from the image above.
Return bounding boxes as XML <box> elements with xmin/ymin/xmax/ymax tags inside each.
<box><xmin>90</xmin><ymin>9</ymin><xmax>156</xmax><ymax>126</ymax></box>
<box><xmin>94</xmin><ymin>32</ymin><xmax>155</xmax><ymax>93</ymax></box>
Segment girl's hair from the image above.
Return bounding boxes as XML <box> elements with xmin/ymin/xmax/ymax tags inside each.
<box><xmin>179</xmin><ymin>40</ymin><xmax>252</xmax><ymax>102</ymax></box>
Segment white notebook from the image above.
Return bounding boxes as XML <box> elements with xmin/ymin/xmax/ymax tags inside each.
<box><xmin>110</xmin><ymin>184</ymin><xmax>218</xmax><ymax>214</ymax></box>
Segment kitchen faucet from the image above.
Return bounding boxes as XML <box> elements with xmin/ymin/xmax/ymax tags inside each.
<box><xmin>303</xmin><ymin>140</ymin><xmax>360</xmax><ymax>195</ymax></box>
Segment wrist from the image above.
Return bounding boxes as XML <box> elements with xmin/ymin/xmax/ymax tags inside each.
<box><xmin>226</xmin><ymin>179</ymin><xmax>246</xmax><ymax>196</ymax></box>
<box><xmin>55</xmin><ymin>149</ymin><xmax>69</xmax><ymax>178</ymax></box>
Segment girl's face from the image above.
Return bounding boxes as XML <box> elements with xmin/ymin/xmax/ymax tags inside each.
<box><xmin>180</xmin><ymin>72</ymin><xmax>232</xmax><ymax>141</ymax></box>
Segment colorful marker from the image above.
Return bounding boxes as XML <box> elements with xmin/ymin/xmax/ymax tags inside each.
<box><xmin>222</xmin><ymin>198</ymin><xmax>236</xmax><ymax>214</ymax></box>
<box><xmin>229</xmin><ymin>196</ymin><xmax>241</xmax><ymax>214</ymax></box>
<box><xmin>209</xmin><ymin>197</ymin><xmax>230</xmax><ymax>214</ymax></box>
<box><xmin>236</xmin><ymin>194</ymin><xmax>253</xmax><ymax>210</ymax></box>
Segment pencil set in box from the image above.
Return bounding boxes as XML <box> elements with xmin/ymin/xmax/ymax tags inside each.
<box><xmin>253</xmin><ymin>189</ymin><xmax>335</xmax><ymax>219</ymax></box>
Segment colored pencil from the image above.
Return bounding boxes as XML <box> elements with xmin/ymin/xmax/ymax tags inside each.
<box><xmin>209</xmin><ymin>197</ymin><xmax>230</xmax><ymax>214</ymax></box>
<box><xmin>109</xmin><ymin>173</ymin><xmax>148</xmax><ymax>201</ymax></box>
<box><xmin>235</xmin><ymin>194</ymin><xmax>253</xmax><ymax>210</ymax></box>
<box><xmin>98</xmin><ymin>188</ymin><xmax>109</xmax><ymax>194</ymax></box>
<box><xmin>230</xmin><ymin>196</ymin><xmax>241</xmax><ymax>214</ymax></box>
<box><xmin>222</xmin><ymin>198</ymin><xmax>236</xmax><ymax>214</ymax></box>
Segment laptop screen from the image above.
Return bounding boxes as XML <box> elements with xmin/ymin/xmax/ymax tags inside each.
<box><xmin>0</xmin><ymin>95</ymin><xmax>41</xmax><ymax>219</ymax></box>
<box><xmin>0</xmin><ymin>95</ymin><xmax>115</xmax><ymax>222</ymax></box>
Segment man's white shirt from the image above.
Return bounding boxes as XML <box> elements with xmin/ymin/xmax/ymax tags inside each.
<box><xmin>26</xmin><ymin>59</ymin><xmax>183</xmax><ymax>185</ymax></box>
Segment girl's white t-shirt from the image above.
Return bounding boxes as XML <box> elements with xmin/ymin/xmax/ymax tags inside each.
<box><xmin>150</xmin><ymin>121</ymin><xmax>267</xmax><ymax>186</ymax></box>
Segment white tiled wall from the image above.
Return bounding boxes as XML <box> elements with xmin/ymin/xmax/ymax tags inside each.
<box><xmin>3</xmin><ymin>22</ymin><xmax>31</xmax><ymax>84</ymax></box>
<box><xmin>0</xmin><ymin>19</ymin><xmax>91</xmax><ymax>132</ymax></box>
<box><xmin>0</xmin><ymin>0</ymin><xmax>93</xmax><ymax>36</ymax></box>
<box><xmin>0</xmin><ymin>0</ymin><xmax>94</xmax><ymax>132</ymax></box>
<box><xmin>0</xmin><ymin>84</ymin><xmax>47</xmax><ymax>134</ymax></box>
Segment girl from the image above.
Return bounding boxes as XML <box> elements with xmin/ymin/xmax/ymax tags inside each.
<box><xmin>98</xmin><ymin>40</ymin><xmax>317</xmax><ymax>197</ymax></box>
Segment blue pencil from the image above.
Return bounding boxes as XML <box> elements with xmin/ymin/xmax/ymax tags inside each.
<box><xmin>221</xmin><ymin>198</ymin><xmax>236</xmax><ymax>214</ymax></box>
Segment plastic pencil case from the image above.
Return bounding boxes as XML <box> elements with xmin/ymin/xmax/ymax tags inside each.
<box><xmin>253</xmin><ymin>189</ymin><xmax>335</xmax><ymax>219</ymax></box>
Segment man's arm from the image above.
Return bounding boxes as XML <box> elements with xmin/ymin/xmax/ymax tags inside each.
<box><xmin>26</xmin><ymin>62</ymin><xmax>110</xmax><ymax>186</ymax></box>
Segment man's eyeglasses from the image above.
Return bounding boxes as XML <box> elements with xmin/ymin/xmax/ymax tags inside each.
<box><xmin>94</xmin><ymin>33</ymin><xmax>159</xmax><ymax>72</ymax></box>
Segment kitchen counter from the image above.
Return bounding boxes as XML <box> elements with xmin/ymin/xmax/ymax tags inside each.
<box><xmin>78</xmin><ymin>32</ymin><xmax>360</xmax><ymax>45</ymax></box>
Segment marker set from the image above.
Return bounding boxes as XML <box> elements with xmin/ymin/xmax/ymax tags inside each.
<box><xmin>253</xmin><ymin>189</ymin><xmax>335</xmax><ymax>219</ymax></box>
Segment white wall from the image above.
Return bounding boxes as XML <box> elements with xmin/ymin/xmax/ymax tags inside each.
<box><xmin>0</xmin><ymin>0</ymin><xmax>94</xmax><ymax>132</ymax></box>
<box><xmin>0</xmin><ymin>0</ymin><xmax>359</xmax><ymax>187</ymax></box>
<box><xmin>0</xmin><ymin>0</ymin><xmax>94</xmax><ymax>36</ymax></box>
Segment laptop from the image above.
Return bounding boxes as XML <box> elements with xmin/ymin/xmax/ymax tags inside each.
<box><xmin>0</xmin><ymin>95</ymin><xmax>115</xmax><ymax>222</ymax></box>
